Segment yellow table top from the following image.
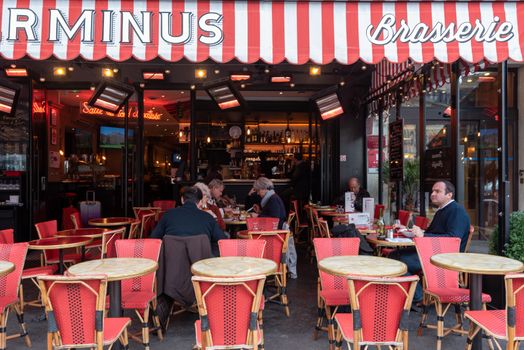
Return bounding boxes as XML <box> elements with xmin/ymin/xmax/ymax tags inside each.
<box><xmin>0</xmin><ymin>261</ymin><xmax>14</xmax><ymax>277</ymax></box>
<box><xmin>192</xmin><ymin>257</ymin><xmax>277</xmax><ymax>278</ymax></box>
<box><xmin>68</xmin><ymin>258</ymin><xmax>158</xmax><ymax>281</ymax></box>
<box><xmin>318</xmin><ymin>255</ymin><xmax>407</xmax><ymax>277</ymax></box>
<box><xmin>431</xmin><ymin>253</ymin><xmax>524</xmax><ymax>275</ymax></box>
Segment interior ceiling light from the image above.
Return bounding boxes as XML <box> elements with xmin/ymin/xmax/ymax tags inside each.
<box><xmin>309</xmin><ymin>66</ymin><xmax>321</xmax><ymax>76</ymax></box>
<box><xmin>53</xmin><ymin>67</ymin><xmax>67</xmax><ymax>76</ymax></box>
<box><xmin>4</xmin><ymin>67</ymin><xmax>28</xmax><ymax>77</ymax></box>
<box><xmin>143</xmin><ymin>71</ymin><xmax>165</xmax><ymax>80</ymax></box>
<box><xmin>312</xmin><ymin>87</ymin><xmax>344</xmax><ymax>121</ymax></box>
<box><xmin>0</xmin><ymin>80</ymin><xmax>20</xmax><ymax>116</ymax></box>
<box><xmin>204</xmin><ymin>78</ymin><xmax>245</xmax><ymax>110</ymax></box>
<box><xmin>230</xmin><ymin>73</ymin><xmax>251</xmax><ymax>81</ymax></box>
<box><xmin>271</xmin><ymin>75</ymin><xmax>292</xmax><ymax>83</ymax></box>
<box><xmin>88</xmin><ymin>80</ymin><xmax>134</xmax><ymax>113</ymax></box>
<box><xmin>102</xmin><ymin>68</ymin><xmax>115</xmax><ymax>78</ymax></box>
<box><xmin>195</xmin><ymin>69</ymin><xmax>207</xmax><ymax>79</ymax></box>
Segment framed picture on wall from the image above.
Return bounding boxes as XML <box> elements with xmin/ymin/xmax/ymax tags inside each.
<box><xmin>51</xmin><ymin>127</ymin><xmax>57</xmax><ymax>145</ymax></box>
<box><xmin>50</xmin><ymin>107</ymin><xmax>58</xmax><ymax>126</ymax></box>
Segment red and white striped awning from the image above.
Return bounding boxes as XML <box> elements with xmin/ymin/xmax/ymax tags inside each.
<box><xmin>0</xmin><ymin>1</ymin><xmax>523</xmax><ymax>64</ymax></box>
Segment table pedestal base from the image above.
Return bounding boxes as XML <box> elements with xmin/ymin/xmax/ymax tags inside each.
<box><xmin>470</xmin><ymin>274</ymin><xmax>483</xmax><ymax>350</ymax></box>
<box><xmin>109</xmin><ymin>280</ymin><xmax>123</xmax><ymax>350</ymax></box>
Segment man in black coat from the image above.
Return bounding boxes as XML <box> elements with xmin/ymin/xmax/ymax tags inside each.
<box><xmin>333</xmin><ymin>177</ymin><xmax>370</xmax><ymax>212</ymax></box>
<box><xmin>151</xmin><ymin>187</ymin><xmax>228</xmax><ymax>250</ymax></box>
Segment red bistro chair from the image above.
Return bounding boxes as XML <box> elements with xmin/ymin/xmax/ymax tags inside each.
<box><xmin>38</xmin><ymin>275</ymin><xmax>131</xmax><ymax>350</ymax></box>
<box><xmin>414</xmin><ymin>216</ymin><xmax>430</xmax><ymax>230</ymax></box>
<box><xmin>115</xmin><ymin>239</ymin><xmax>163</xmax><ymax>349</ymax></box>
<box><xmin>0</xmin><ymin>242</ymin><xmax>31</xmax><ymax>350</ymax></box>
<box><xmin>465</xmin><ymin>273</ymin><xmax>524</xmax><ymax>350</ymax></box>
<box><xmin>334</xmin><ymin>275</ymin><xmax>419</xmax><ymax>350</ymax></box>
<box><xmin>192</xmin><ymin>274</ymin><xmax>266</xmax><ymax>350</ymax></box>
<box><xmin>152</xmin><ymin>200</ymin><xmax>176</xmax><ymax>211</ymax></box>
<box><xmin>218</xmin><ymin>239</ymin><xmax>266</xmax><ymax>258</ymax></box>
<box><xmin>100</xmin><ymin>227</ymin><xmax>125</xmax><ymax>259</ymax></box>
<box><xmin>0</xmin><ymin>228</ymin><xmax>57</xmax><ymax>311</ymax></box>
<box><xmin>398</xmin><ymin>210</ymin><xmax>411</xmax><ymax>226</ymax></box>
<box><xmin>133</xmin><ymin>208</ymin><xmax>158</xmax><ymax>239</ymax></box>
<box><xmin>414</xmin><ymin>237</ymin><xmax>492</xmax><ymax>350</ymax></box>
<box><xmin>313</xmin><ymin>238</ymin><xmax>360</xmax><ymax>349</ymax></box>
<box><xmin>248</xmin><ymin>229</ymin><xmax>291</xmax><ymax>317</ymax></box>
<box><xmin>291</xmin><ymin>200</ymin><xmax>309</xmax><ymax>238</ymax></box>
<box><xmin>35</xmin><ymin>220</ymin><xmax>81</xmax><ymax>268</ymax></box>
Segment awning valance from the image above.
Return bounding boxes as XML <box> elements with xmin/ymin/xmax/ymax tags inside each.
<box><xmin>0</xmin><ymin>1</ymin><xmax>522</xmax><ymax>64</ymax></box>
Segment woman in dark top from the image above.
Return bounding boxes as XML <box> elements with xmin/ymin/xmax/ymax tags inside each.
<box><xmin>251</xmin><ymin>177</ymin><xmax>287</xmax><ymax>229</ymax></box>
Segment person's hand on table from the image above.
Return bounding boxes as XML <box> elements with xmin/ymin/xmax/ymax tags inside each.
<box><xmin>252</xmin><ymin>204</ymin><xmax>261</xmax><ymax>213</ymax></box>
<box><xmin>250</xmin><ymin>212</ymin><xmax>259</xmax><ymax>218</ymax></box>
<box><xmin>392</xmin><ymin>223</ymin><xmax>406</xmax><ymax>230</ymax></box>
<box><xmin>411</xmin><ymin>225</ymin><xmax>424</xmax><ymax>237</ymax></box>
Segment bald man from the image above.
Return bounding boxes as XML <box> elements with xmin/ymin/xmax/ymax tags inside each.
<box><xmin>333</xmin><ymin>177</ymin><xmax>370</xmax><ymax>212</ymax></box>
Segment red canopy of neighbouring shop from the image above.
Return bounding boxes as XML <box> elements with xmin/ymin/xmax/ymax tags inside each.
<box><xmin>0</xmin><ymin>1</ymin><xmax>522</xmax><ymax>65</ymax></box>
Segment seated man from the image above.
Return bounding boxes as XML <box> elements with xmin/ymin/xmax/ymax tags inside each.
<box><xmin>392</xmin><ymin>180</ymin><xmax>471</xmax><ymax>302</ymax></box>
<box><xmin>333</xmin><ymin>177</ymin><xmax>370</xmax><ymax>212</ymax></box>
<box><xmin>152</xmin><ymin>186</ymin><xmax>228</xmax><ymax>254</ymax></box>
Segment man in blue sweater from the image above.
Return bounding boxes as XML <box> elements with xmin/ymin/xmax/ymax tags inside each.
<box><xmin>393</xmin><ymin>180</ymin><xmax>470</xmax><ymax>302</ymax></box>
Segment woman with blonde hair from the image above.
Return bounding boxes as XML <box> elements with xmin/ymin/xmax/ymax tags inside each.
<box><xmin>193</xmin><ymin>182</ymin><xmax>226</xmax><ymax>230</ymax></box>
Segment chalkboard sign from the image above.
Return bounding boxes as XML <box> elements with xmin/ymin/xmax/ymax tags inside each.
<box><xmin>424</xmin><ymin>147</ymin><xmax>452</xmax><ymax>190</ymax></box>
<box><xmin>0</xmin><ymin>114</ymin><xmax>28</xmax><ymax>141</ymax></box>
<box><xmin>389</xmin><ymin>119</ymin><xmax>403</xmax><ymax>181</ymax></box>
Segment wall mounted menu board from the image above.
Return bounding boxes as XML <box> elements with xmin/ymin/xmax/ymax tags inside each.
<box><xmin>0</xmin><ymin>114</ymin><xmax>28</xmax><ymax>141</ymax></box>
<box><xmin>424</xmin><ymin>147</ymin><xmax>452</xmax><ymax>190</ymax></box>
<box><xmin>389</xmin><ymin>119</ymin><xmax>403</xmax><ymax>181</ymax></box>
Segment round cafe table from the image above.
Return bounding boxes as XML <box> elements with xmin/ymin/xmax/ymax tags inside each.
<box><xmin>0</xmin><ymin>261</ymin><xmax>15</xmax><ymax>277</ymax></box>
<box><xmin>68</xmin><ymin>258</ymin><xmax>158</xmax><ymax>318</ymax></box>
<box><xmin>88</xmin><ymin>217</ymin><xmax>137</xmax><ymax>228</ymax></box>
<box><xmin>318</xmin><ymin>255</ymin><xmax>407</xmax><ymax>277</ymax></box>
<box><xmin>224</xmin><ymin>219</ymin><xmax>247</xmax><ymax>238</ymax></box>
<box><xmin>191</xmin><ymin>257</ymin><xmax>277</xmax><ymax>278</ymax></box>
<box><xmin>54</xmin><ymin>227</ymin><xmax>109</xmax><ymax>239</ymax></box>
<box><xmin>431</xmin><ymin>253</ymin><xmax>524</xmax><ymax>350</ymax></box>
<box><xmin>28</xmin><ymin>236</ymin><xmax>93</xmax><ymax>274</ymax></box>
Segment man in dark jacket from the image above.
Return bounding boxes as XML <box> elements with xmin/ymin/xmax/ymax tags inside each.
<box><xmin>151</xmin><ymin>186</ymin><xmax>228</xmax><ymax>248</ymax></box>
<box><xmin>392</xmin><ymin>180</ymin><xmax>470</xmax><ymax>302</ymax></box>
<box><xmin>333</xmin><ymin>177</ymin><xmax>370</xmax><ymax>212</ymax></box>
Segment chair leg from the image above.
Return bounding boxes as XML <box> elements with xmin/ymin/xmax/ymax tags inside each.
<box><xmin>13</xmin><ymin>303</ymin><xmax>31</xmax><ymax>347</ymax></box>
<box><xmin>278</xmin><ymin>274</ymin><xmax>290</xmax><ymax>317</ymax></box>
<box><xmin>141</xmin><ymin>307</ymin><xmax>150</xmax><ymax>350</ymax></box>
<box><xmin>257</xmin><ymin>310</ymin><xmax>265</xmax><ymax>349</ymax></box>
<box><xmin>418</xmin><ymin>294</ymin><xmax>429</xmax><ymax>336</ymax></box>
<box><xmin>435</xmin><ymin>302</ymin><xmax>443</xmax><ymax>350</ymax></box>
<box><xmin>325</xmin><ymin>306</ymin><xmax>335</xmax><ymax>350</ymax></box>
<box><xmin>454</xmin><ymin>303</ymin><xmax>463</xmax><ymax>332</ymax></box>
<box><xmin>120</xmin><ymin>328</ymin><xmax>130</xmax><ymax>350</ymax></box>
<box><xmin>0</xmin><ymin>311</ymin><xmax>6</xmax><ymax>350</ymax></box>
<box><xmin>334</xmin><ymin>327</ymin><xmax>342</xmax><ymax>350</ymax></box>
<box><xmin>465</xmin><ymin>322</ymin><xmax>480</xmax><ymax>350</ymax></box>
<box><xmin>149</xmin><ymin>300</ymin><xmax>163</xmax><ymax>340</ymax></box>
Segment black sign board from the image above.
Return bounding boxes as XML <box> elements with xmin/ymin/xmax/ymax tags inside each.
<box><xmin>424</xmin><ymin>147</ymin><xmax>452</xmax><ymax>190</ymax></box>
<box><xmin>389</xmin><ymin>119</ymin><xmax>403</xmax><ymax>181</ymax></box>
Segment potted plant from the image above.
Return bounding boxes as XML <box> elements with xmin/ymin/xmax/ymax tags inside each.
<box><xmin>486</xmin><ymin>211</ymin><xmax>524</xmax><ymax>309</ymax></box>
<box><xmin>402</xmin><ymin>159</ymin><xmax>419</xmax><ymax>211</ymax></box>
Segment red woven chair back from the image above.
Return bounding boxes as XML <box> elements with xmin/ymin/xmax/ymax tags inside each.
<box><xmin>115</xmin><ymin>239</ymin><xmax>162</xmax><ymax>294</ymax></box>
<box><xmin>314</xmin><ymin>238</ymin><xmax>359</xmax><ymax>292</ymax></box>
<box><xmin>192</xmin><ymin>274</ymin><xmax>265</xmax><ymax>347</ymax></box>
<box><xmin>0</xmin><ymin>229</ymin><xmax>14</xmax><ymax>244</ymax></box>
<box><xmin>291</xmin><ymin>200</ymin><xmax>304</xmax><ymax>226</ymax></box>
<box><xmin>218</xmin><ymin>239</ymin><xmax>266</xmax><ymax>258</ymax></box>
<box><xmin>414</xmin><ymin>216</ymin><xmax>429</xmax><ymax>230</ymax></box>
<box><xmin>398</xmin><ymin>210</ymin><xmax>411</xmax><ymax>226</ymax></box>
<box><xmin>61</xmin><ymin>207</ymin><xmax>79</xmax><ymax>230</ymax></box>
<box><xmin>35</xmin><ymin>220</ymin><xmax>59</xmax><ymax>263</ymax></box>
<box><xmin>249</xmin><ymin>231</ymin><xmax>289</xmax><ymax>272</ymax></box>
<box><xmin>246</xmin><ymin>217</ymin><xmax>278</xmax><ymax>231</ymax></box>
<box><xmin>101</xmin><ymin>227</ymin><xmax>125</xmax><ymax>259</ymax></box>
<box><xmin>0</xmin><ymin>242</ymin><xmax>28</xmax><ymax>297</ymax></box>
<box><xmin>374</xmin><ymin>204</ymin><xmax>385</xmax><ymax>220</ymax></box>
<box><xmin>414</xmin><ymin>237</ymin><xmax>461</xmax><ymax>289</ymax></box>
<box><xmin>152</xmin><ymin>200</ymin><xmax>176</xmax><ymax>210</ymax></box>
<box><xmin>505</xmin><ymin>274</ymin><xmax>524</xmax><ymax>337</ymax></box>
<box><xmin>38</xmin><ymin>275</ymin><xmax>106</xmax><ymax>347</ymax></box>
<box><xmin>349</xmin><ymin>275</ymin><xmax>418</xmax><ymax>343</ymax></box>
<box><xmin>70</xmin><ymin>211</ymin><xmax>82</xmax><ymax>229</ymax></box>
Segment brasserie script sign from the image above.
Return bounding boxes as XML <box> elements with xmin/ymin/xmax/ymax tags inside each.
<box><xmin>367</xmin><ymin>14</ymin><xmax>514</xmax><ymax>45</ymax></box>
<box><xmin>3</xmin><ymin>8</ymin><xmax>223</xmax><ymax>45</ymax></box>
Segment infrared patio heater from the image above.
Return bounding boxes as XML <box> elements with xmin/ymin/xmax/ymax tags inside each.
<box><xmin>204</xmin><ymin>78</ymin><xmax>246</xmax><ymax>110</ymax></box>
<box><xmin>0</xmin><ymin>79</ymin><xmax>21</xmax><ymax>117</ymax></box>
<box><xmin>88</xmin><ymin>80</ymin><xmax>134</xmax><ymax>113</ymax></box>
<box><xmin>312</xmin><ymin>86</ymin><xmax>345</xmax><ymax>121</ymax></box>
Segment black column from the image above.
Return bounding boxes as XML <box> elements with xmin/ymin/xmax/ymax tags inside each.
<box><xmin>498</xmin><ymin>61</ymin><xmax>510</xmax><ymax>253</ymax></box>
<box><xmin>190</xmin><ymin>89</ymin><xmax>197</xmax><ymax>181</ymax></box>
<box><xmin>450</xmin><ymin>62</ymin><xmax>462</xmax><ymax>202</ymax></box>
<box><xmin>418</xmin><ymin>76</ymin><xmax>426</xmax><ymax>217</ymax></box>
<box><xmin>123</xmin><ymin>102</ymin><xmax>129</xmax><ymax>215</ymax></box>
<box><xmin>136</xmin><ymin>87</ymin><xmax>145</xmax><ymax>206</ymax></box>
<box><xmin>378</xmin><ymin>100</ymin><xmax>384</xmax><ymax>204</ymax></box>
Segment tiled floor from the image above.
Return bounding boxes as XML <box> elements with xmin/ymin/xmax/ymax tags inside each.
<box><xmin>9</xmin><ymin>239</ymin><xmax>501</xmax><ymax>349</ymax></box>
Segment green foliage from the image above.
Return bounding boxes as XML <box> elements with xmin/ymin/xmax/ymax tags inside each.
<box><xmin>504</xmin><ymin>211</ymin><xmax>524</xmax><ymax>262</ymax></box>
<box><xmin>490</xmin><ymin>211</ymin><xmax>524</xmax><ymax>263</ymax></box>
<box><xmin>403</xmin><ymin>159</ymin><xmax>420</xmax><ymax>197</ymax></box>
